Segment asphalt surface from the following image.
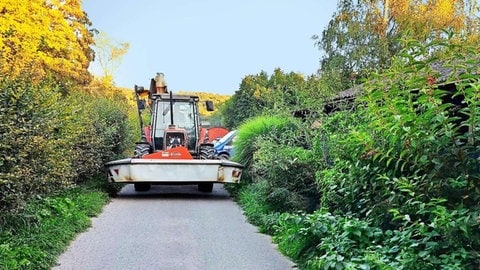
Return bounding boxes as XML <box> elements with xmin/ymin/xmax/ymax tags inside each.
<box><xmin>53</xmin><ymin>184</ymin><xmax>296</xmax><ymax>270</ymax></box>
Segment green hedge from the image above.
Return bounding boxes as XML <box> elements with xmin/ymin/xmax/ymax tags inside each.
<box><xmin>0</xmin><ymin>78</ymin><xmax>133</xmax><ymax>218</ymax></box>
<box><xmin>287</xmin><ymin>38</ymin><xmax>480</xmax><ymax>269</ymax></box>
<box><xmin>231</xmin><ymin>114</ymin><xmax>322</xmax><ymax>213</ymax></box>
<box><xmin>232</xmin><ymin>115</ymin><xmax>298</xmax><ymax>183</ymax></box>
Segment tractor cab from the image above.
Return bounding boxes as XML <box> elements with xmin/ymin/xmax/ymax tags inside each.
<box><xmin>151</xmin><ymin>94</ymin><xmax>200</xmax><ymax>154</ymax></box>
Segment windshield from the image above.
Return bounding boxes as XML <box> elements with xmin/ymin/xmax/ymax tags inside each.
<box><xmin>153</xmin><ymin>100</ymin><xmax>197</xmax><ymax>150</ymax></box>
<box><xmin>157</xmin><ymin>101</ymin><xmax>195</xmax><ymax>130</ymax></box>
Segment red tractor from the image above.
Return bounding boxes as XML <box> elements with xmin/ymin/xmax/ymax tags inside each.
<box><xmin>105</xmin><ymin>74</ymin><xmax>243</xmax><ymax>192</ymax></box>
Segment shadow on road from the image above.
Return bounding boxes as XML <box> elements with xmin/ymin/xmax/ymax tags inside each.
<box><xmin>115</xmin><ymin>183</ymin><xmax>233</xmax><ymax>200</ymax></box>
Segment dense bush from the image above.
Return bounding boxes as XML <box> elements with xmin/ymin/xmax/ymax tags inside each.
<box><xmin>274</xmin><ymin>211</ymin><xmax>389</xmax><ymax>269</ymax></box>
<box><xmin>224</xmin><ymin>114</ymin><xmax>326</xmax><ymax>232</ymax></box>
<box><xmin>0</xmin><ymin>79</ymin><xmax>73</xmax><ymax>216</ymax></box>
<box><xmin>274</xmin><ymin>209</ymin><xmax>477</xmax><ymax>269</ymax></box>
<box><xmin>62</xmin><ymin>92</ymin><xmax>133</xmax><ymax>183</ymax></box>
<box><xmin>319</xmin><ymin>38</ymin><xmax>480</xmax><ymax>217</ymax></box>
<box><xmin>253</xmin><ymin>139</ymin><xmax>319</xmax><ymax>212</ymax></box>
<box><xmin>232</xmin><ymin>115</ymin><xmax>298</xmax><ymax>183</ymax></box>
<box><xmin>0</xmin><ymin>78</ymin><xmax>134</xmax><ymax>218</ymax></box>
<box><xmin>277</xmin><ymin>36</ymin><xmax>480</xmax><ymax>268</ymax></box>
<box><xmin>233</xmin><ymin>36</ymin><xmax>480</xmax><ymax>269</ymax></box>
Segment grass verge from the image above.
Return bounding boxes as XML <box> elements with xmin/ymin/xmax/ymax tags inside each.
<box><xmin>0</xmin><ymin>182</ymin><xmax>109</xmax><ymax>270</ymax></box>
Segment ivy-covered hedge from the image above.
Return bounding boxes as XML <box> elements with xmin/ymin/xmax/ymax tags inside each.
<box><xmin>0</xmin><ymin>78</ymin><xmax>133</xmax><ymax>218</ymax></box>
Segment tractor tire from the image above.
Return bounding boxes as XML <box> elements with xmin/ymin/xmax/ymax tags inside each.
<box><xmin>199</xmin><ymin>145</ymin><xmax>215</xmax><ymax>159</ymax></box>
<box><xmin>134</xmin><ymin>142</ymin><xmax>151</xmax><ymax>157</ymax></box>
<box><xmin>134</xmin><ymin>183</ymin><xmax>151</xmax><ymax>192</ymax></box>
<box><xmin>198</xmin><ymin>183</ymin><xmax>214</xmax><ymax>193</ymax></box>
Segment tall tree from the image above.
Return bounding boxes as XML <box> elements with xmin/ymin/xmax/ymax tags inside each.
<box><xmin>86</xmin><ymin>31</ymin><xmax>130</xmax><ymax>97</ymax></box>
<box><xmin>314</xmin><ymin>0</ymin><xmax>395</xmax><ymax>91</ymax></box>
<box><xmin>0</xmin><ymin>0</ymin><xmax>94</xmax><ymax>84</ymax></box>
<box><xmin>222</xmin><ymin>69</ymin><xmax>309</xmax><ymax>129</ymax></box>
<box><xmin>92</xmin><ymin>31</ymin><xmax>130</xmax><ymax>80</ymax></box>
<box><xmin>222</xmin><ymin>71</ymin><xmax>269</xmax><ymax>129</ymax></box>
<box><xmin>316</xmin><ymin>0</ymin><xmax>480</xmax><ymax>92</ymax></box>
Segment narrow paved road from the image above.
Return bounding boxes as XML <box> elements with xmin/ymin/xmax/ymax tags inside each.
<box><xmin>54</xmin><ymin>184</ymin><xmax>296</xmax><ymax>270</ymax></box>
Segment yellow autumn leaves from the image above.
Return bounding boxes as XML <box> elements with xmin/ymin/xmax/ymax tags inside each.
<box><xmin>0</xmin><ymin>0</ymin><xmax>94</xmax><ymax>84</ymax></box>
<box><xmin>365</xmin><ymin>0</ymin><xmax>479</xmax><ymax>39</ymax></box>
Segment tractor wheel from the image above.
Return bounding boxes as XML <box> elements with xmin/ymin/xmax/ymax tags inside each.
<box><xmin>134</xmin><ymin>142</ymin><xmax>151</xmax><ymax>157</ymax></box>
<box><xmin>134</xmin><ymin>183</ymin><xmax>151</xmax><ymax>192</ymax></box>
<box><xmin>198</xmin><ymin>183</ymin><xmax>214</xmax><ymax>193</ymax></box>
<box><xmin>199</xmin><ymin>145</ymin><xmax>215</xmax><ymax>159</ymax></box>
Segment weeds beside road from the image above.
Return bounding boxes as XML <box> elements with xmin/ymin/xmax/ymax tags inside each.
<box><xmin>0</xmin><ymin>180</ymin><xmax>109</xmax><ymax>270</ymax></box>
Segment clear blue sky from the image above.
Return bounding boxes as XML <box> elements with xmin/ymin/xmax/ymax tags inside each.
<box><xmin>82</xmin><ymin>0</ymin><xmax>338</xmax><ymax>95</ymax></box>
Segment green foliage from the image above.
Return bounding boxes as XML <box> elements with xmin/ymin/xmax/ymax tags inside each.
<box><xmin>0</xmin><ymin>77</ymin><xmax>135</xmax><ymax>217</ymax></box>
<box><xmin>221</xmin><ymin>69</ymin><xmax>318</xmax><ymax>129</ymax></box>
<box><xmin>63</xmin><ymin>92</ymin><xmax>133</xmax><ymax>182</ymax></box>
<box><xmin>253</xmin><ymin>139</ymin><xmax>319</xmax><ymax>213</ymax></box>
<box><xmin>0</xmin><ymin>187</ymin><xmax>108</xmax><ymax>270</ymax></box>
<box><xmin>232</xmin><ymin>115</ymin><xmax>297</xmax><ymax>183</ymax></box>
<box><xmin>315</xmin><ymin>0</ymin><xmax>396</xmax><ymax>91</ymax></box>
<box><xmin>234</xmin><ymin>34</ymin><xmax>480</xmax><ymax>269</ymax></box>
<box><xmin>233</xmin><ymin>113</ymin><xmax>323</xmax><ymax>221</ymax></box>
<box><xmin>237</xmin><ymin>181</ymin><xmax>271</xmax><ymax>231</ymax></box>
<box><xmin>320</xmin><ymin>35</ymin><xmax>480</xmax><ymax>217</ymax></box>
<box><xmin>237</xmin><ymin>181</ymin><xmax>283</xmax><ymax>235</ymax></box>
<box><xmin>274</xmin><ymin>208</ymin><xmax>479</xmax><ymax>269</ymax></box>
<box><xmin>274</xmin><ymin>211</ymin><xmax>393</xmax><ymax>269</ymax></box>
<box><xmin>0</xmin><ymin>78</ymin><xmax>73</xmax><ymax>215</ymax></box>
<box><xmin>221</xmin><ymin>72</ymin><xmax>268</xmax><ymax>129</ymax></box>
<box><xmin>309</xmin><ymin>35</ymin><xmax>480</xmax><ymax>268</ymax></box>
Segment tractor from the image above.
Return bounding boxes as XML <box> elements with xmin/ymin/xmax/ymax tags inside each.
<box><xmin>105</xmin><ymin>74</ymin><xmax>243</xmax><ymax>193</ymax></box>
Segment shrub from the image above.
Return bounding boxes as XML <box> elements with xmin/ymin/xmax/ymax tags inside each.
<box><xmin>274</xmin><ymin>210</ymin><xmax>391</xmax><ymax>269</ymax></box>
<box><xmin>62</xmin><ymin>92</ymin><xmax>133</xmax><ymax>183</ymax></box>
<box><xmin>238</xmin><ymin>181</ymin><xmax>270</xmax><ymax>226</ymax></box>
<box><xmin>253</xmin><ymin>139</ymin><xmax>319</xmax><ymax>212</ymax></box>
<box><xmin>310</xmin><ymin>35</ymin><xmax>480</xmax><ymax>268</ymax></box>
<box><xmin>232</xmin><ymin>115</ymin><xmax>297</xmax><ymax>183</ymax></box>
<box><xmin>274</xmin><ymin>208</ymin><xmax>479</xmax><ymax>269</ymax></box>
<box><xmin>0</xmin><ymin>77</ymin><xmax>135</xmax><ymax>218</ymax></box>
<box><xmin>231</xmin><ymin>114</ymin><xmax>323</xmax><ymax>213</ymax></box>
<box><xmin>0</xmin><ymin>78</ymin><xmax>73</xmax><ymax>215</ymax></box>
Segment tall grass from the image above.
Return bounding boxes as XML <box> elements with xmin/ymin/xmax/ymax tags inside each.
<box><xmin>232</xmin><ymin>115</ymin><xmax>296</xmax><ymax>183</ymax></box>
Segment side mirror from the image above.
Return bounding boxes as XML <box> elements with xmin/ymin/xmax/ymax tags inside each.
<box><xmin>205</xmin><ymin>101</ymin><xmax>214</xmax><ymax>111</ymax></box>
<box><xmin>135</xmin><ymin>85</ymin><xmax>145</xmax><ymax>93</ymax></box>
<box><xmin>135</xmin><ymin>85</ymin><xmax>150</xmax><ymax>98</ymax></box>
